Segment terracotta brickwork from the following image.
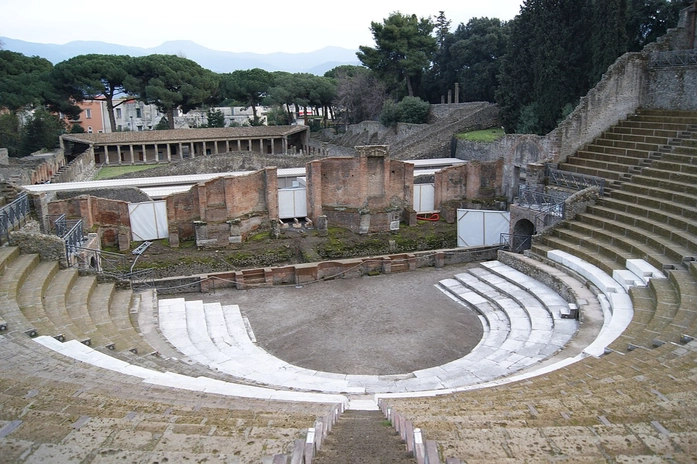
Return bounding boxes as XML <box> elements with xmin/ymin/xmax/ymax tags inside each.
<box><xmin>434</xmin><ymin>159</ymin><xmax>504</xmax><ymax>215</ymax></box>
<box><xmin>47</xmin><ymin>195</ymin><xmax>130</xmax><ymax>248</ymax></box>
<box><xmin>305</xmin><ymin>146</ymin><xmax>415</xmax><ymax>234</ymax></box>
<box><xmin>166</xmin><ymin>167</ymin><xmax>278</xmax><ymax>246</ymax></box>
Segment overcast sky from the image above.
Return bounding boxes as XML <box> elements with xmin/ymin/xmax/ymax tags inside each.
<box><xmin>1</xmin><ymin>0</ymin><xmax>524</xmax><ymax>54</ymax></box>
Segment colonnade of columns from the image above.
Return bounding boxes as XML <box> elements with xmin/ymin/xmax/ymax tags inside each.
<box><xmin>98</xmin><ymin>136</ymin><xmax>290</xmax><ymax>165</ymax></box>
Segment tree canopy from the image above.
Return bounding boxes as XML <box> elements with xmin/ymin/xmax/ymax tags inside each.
<box><xmin>52</xmin><ymin>54</ymin><xmax>133</xmax><ymax>132</ymax></box>
<box><xmin>357</xmin><ymin>12</ymin><xmax>437</xmax><ymax>98</ymax></box>
<box><xmin>219</xmin><ymin>68</ymin><xmax>273</xmax><ymax>125</ymax></box>
<box><xmin>0</xmin><ymin>51</ymin><xmax>54</xmax><ymax>111</ymax></box>
<box><xmin>126</xmin><ymin>55</ymin><xmax>219</xmax><ymax>129</ymax></box>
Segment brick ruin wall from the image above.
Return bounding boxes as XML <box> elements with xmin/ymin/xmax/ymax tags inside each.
<box><xmin>47</xmin><ymin>195</ymin><xmax>131</xmax><ymax>250</ymax></box>
<box><xmin>305</xmin><ymin>146</ymin><xmax>414</xmax><ymax>234</ymax></box>
<box><xmin>166</xmin><ymin>167</ymin><xmax>278</xmax><ymax>247</ymax></box>
<box><xmin>434</xmin><ymin>159</ymin><xmax>505</xmax><ymax>222</ymax></box>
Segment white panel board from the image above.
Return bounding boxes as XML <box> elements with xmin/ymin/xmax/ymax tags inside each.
<box><xmin>413</xmin><ymin>184</ymin><xmax>435</xmax><ymax>213</ymax></box>
<box><xmin>278</xmin><ymin>188</ymin><xmax>307</xmax><ymax>219</ymax></box>
<box><xmin>457</xmin><ymin>209</ymin><xmax>510</xmax><ymax>247</ymax></box>
<box><xmin>129</xmin><ymin>201</ymin><xmax>169</xmax><ymax>241</ymax></box>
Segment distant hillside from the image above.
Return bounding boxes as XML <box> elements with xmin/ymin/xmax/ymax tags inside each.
<box><xmin>0</xmin><ymin>37</ymin><xmax>361</xmax><ymax>75</ymax></box>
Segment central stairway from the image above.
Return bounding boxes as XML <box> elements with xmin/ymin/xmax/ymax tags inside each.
<box><xmin>313</xmin><ymin>410</ymin><xmax>416</xmax><ymax>464</ymax></box>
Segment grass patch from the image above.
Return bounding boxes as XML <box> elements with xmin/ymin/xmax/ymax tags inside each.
<box><xmin>457</xmin><ymin>127</ymin><xmax>505</xmax><ymax>143</ymax></box>
<box><xmin>95</xmin><ymin>164</ymin><xmax>160</xmax><ymax>180</ymax></box>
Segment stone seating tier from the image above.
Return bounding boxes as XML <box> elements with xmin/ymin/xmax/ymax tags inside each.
<box><xmin>384</xmin><ymin>340</ymin><xmax>697</xmax><ymax>462</ymax></box>
<box><xmin>0</xmin><ymin>336</ymin><xmax>331</xmax><ymax>463</ymax></box>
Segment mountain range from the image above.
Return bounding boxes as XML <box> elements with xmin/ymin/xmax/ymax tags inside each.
<box><xmin>0</xmin><ymin>37</ymin><xmax>361</xmax><ymax>75</ymax></box>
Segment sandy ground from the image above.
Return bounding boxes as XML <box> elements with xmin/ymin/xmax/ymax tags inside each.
<box><xmin>181</xmin><ymin>263</ymin><xmax>484</xmax><ymax>375</ymax></box>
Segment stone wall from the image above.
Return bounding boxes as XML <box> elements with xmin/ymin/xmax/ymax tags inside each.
<box><xmin>9</xmin><ymin>230</ymin><xmax>67</xmax><ymax>268</ymax></box>
<box><xmin>153</xmin><ymin>245</ymin><xmax>499</xmax><ymax>294</ymax></box>
<box><xmin>644</xmin><ymin>65</ymin><xmax>697</xmax><ymax>111</ymax></box>
<box><xmin>0</xmin><ymin>151</ymin><xmax>65</xmax><ymax>185</ymax></box>
<box><xmin>434</xmin><ymin>159</ymin><xmax>504</xmax><ymax>205</ymax></box>
<box><xmin>166</xmin><ymin>167</ymin><xmax>278</xmax><ymax>247</ymax></box>
<box><xmin>51</xmin><ymin>148</ymin><xmax>98</xmax><ymax>183</ymax></box>
<box><xmin>306</xmin><ymin>146</ymin><xmax>415</xmax><ymax>234</ymax></box>
<box><xmin>455</xmin><ymin>135</ymin><xmax>557</xmax><ymax>199</ymax></box>
<box><xmin>47</xmin><ymin>195</ymin><xmax>131</xmax><ymax>249</ymax></box>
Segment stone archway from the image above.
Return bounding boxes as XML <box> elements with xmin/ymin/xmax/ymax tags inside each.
<box><xmin>512</xmin><ymin>218</ymin><xmax>535</xmax><ymax>252</ymax></box>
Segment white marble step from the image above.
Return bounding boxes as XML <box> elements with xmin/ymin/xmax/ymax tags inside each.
<box><xmin>32</xmin><ymin>336</ymin><xmax>349</xmax><ymax>405</ymax></box>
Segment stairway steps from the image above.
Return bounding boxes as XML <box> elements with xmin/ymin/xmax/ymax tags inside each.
<box><xmin>562</xmin><ymin>222</ymin><xmax>688</xmax><ymax>270</ymax></box>
<box><xmin>312</xmin><ymin>410</ymin><xmax>416</xmax><ymax>464</ymax></box>
<box><xmin>602</xmin><ymin>129</ymin><xmax>679</xmax><ymax>143</ymax></box>
<box><xmin>88</xmin><ymin>282</ymin><xmax>126</xmax><ymax>351</ymax></box>
<box><xmin>630</xmin><ymin>173</ymin><xmax>697</xmax><ymax>197</ymax></box>
<box><xmin>663</xmin><ymin>148</ymin><xmax>697</xmax><ymax>162</ymax></box>
<box><xmin>640</xmin><ymin>278</ymin><xmax>681</xmax><ymax>344</ymax></box>
<box><xmin>596</xmin><ymin>197</ymin><xmax>697</xmax><ymax>234</ymax></box>
<box><xmin>608</xmin><ymin>285</ymin><xmax>655</xmax><ymax>351</ymax></box>
<box><xmin>110</xmin><ymin>289</ymin><xmax>153</xmax><ymax>354</ymax></box>
<box><xmin>0</xmin><ymin>254</ymin><xmax>41</xmax><ymax>334</ymax></box>
<box><xmin>618</xmin><ymin>119</ymin><xmax>693</xmax><ymax>132</ymax></box>
<box><xmin>608</xmin><ymin>189</ymin><xmax>697</xmax><ymax>217</ymax></box>
<box><xmin>535</xmin><ymin>234</ymin><xmax>622</xmax><ymax>277</ymax></box>
<box><xmin>619</xmin><ymin>181</ymin><xmax>697</xmax><ymax>208</ymax></box>
<box><xmin>574</xmin><ymin>149</ymin><xmax>651</xmax><ymax>165</ymax></box>
<box><xmin>0</xmin><ymin>246</ymin><xmax>20</xmax><ymax>275</ymax></box>
<box><xmin>576</xmin><ymin>211</ymin><xmax>697</xmax><ymax>258</ymax></box>
<box><xmin>664</xmin><ymin>270</ymin><xmax>697</xmax><ymax>340</ymax></box>
<box><xmin>642</xmin><ymin>166</ymin><xmax>697</xmax><ymax>186</ymax></box>
<box><xmin>651</xmin><ymin>159</ymin><xmax>697</xmax><ymax>176</ymax></box>
<box><xmin>556</xmin><ymin>163</ymin><xmax>624</xmax><ymax>181</ymax></box>
<box><xmin>16</xmin><ymin>261</ymin><xmax>69</xmax><ymax>340</ymax></box>
<box><xmin>564</xmin><ymin>157</ymin><xmax>636</xmax><ymax>174</ymax></box>
<box><xmin>578</xmin><ymin>205</ymin><xmax>697</xmax><ymax>251</ymax></box>
<box><xmin>65</xmin><ymin>275</ymin><xmax>112</xmax><ymax>347</ymax></box>
<box><xmin>42</xmin><ymin>268</ymin><xmax>86</xmax><ymax>342</ymax></box>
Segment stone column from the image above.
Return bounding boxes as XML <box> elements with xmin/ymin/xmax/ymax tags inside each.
<box><xmin>317</xmin><ymin>215</ymin><xmax>328</xmax><ymax>237</ymax></box>
<box><xmin>454</xmin><ymin>83</ymin><xmax>460</xmax><ymax>104</ymax></box>
<box><xmin>116</xmin><ymin>145</ymin><xmax>122</xmax><ymax>165</ymax></box>
<box><xmin>526</xmin><ymin>163</ymin><xmax>546</xmax><ymax>190</ymax></box>
<box><xmin>227</xmin><ymin>218</ymin><xmax>242</xmax><ymax>244</ymax></box>
<box><xmin>166</xmin><ymin>144</ymin><xmax>172</xmax><ymax>162</ymax></box>
<box><xmin>141</xmin><ymin>144</ymin><xmax>146</xmax><ymax>163</ymax></box>
<box><xmin>129</xmin><ymin>145</ymin><xmax>135</xmax><ymax>165</ymax></box>
<box><xmin>447</xmin><ymin>89</ymin><xmax>452</xmax><ymax>104</ymax></box>
<box><xmin>104</xmin><ymin>146</ymin><xmax>110</xmax><ymax>165</ymax></box>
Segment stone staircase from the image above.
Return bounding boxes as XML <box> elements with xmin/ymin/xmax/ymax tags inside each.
<box><xmin>0</xmin><ymin>247</ymin><xmax>343</xmax><ymax>462</ymax></box>
<box><xmin>385</xmin><ymin>340</ymin><xmax>697</xmax><ymax>462</ymax></box>
<box><xmin>532</xmin><ymin>109</ymin><xmax>697</xmax><ymax>353</ymax></box>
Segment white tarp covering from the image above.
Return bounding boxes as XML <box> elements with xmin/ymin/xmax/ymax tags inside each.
<box><xmin>457</xmin><ymin>209</ymin><xmax>510</xmax><ymax>247</ymax></box>
<box><xmin>129</xmin><ymin>201</ymin><xmax>169</xmax><ymax>241</ymax></box>
<box><xmin>278</xmin><ymin>188</ymin><xmax>307</xmax><ymax>219</ymax></box>
<box><xmin>413</xmin><ymin>183</ymin><xmax>435</xmax><ymax>213</ymax></box>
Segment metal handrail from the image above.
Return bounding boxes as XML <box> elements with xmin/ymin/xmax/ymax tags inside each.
<box><xmin>649</xmin><ymin>50</ymin><xmax>697</xmax><ymax>68</ymax></box>
<box><xmin>545</xmin><ymin>166</ymin><xmax>606</xmax><ymax>196</ymax></box>
<box><xmin>0</xmin><ymin>193</ymin><xmax>30</xmax><ymax>244</ymax></box>
<box><xmin>500</xmin><ymin>233</ymin><xmax>532</xmax><ymax>254</ymax></box>
<box><xmin>63</xmin><ymin>220</ymin><xmax>84</xmax><ymax>261</ymax></box>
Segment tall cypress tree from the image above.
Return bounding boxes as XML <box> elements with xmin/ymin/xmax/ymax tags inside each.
<box><xmin>592</xmin><ymin>0</ymin><xmax>629</xmax><ymax>82</ymax></box>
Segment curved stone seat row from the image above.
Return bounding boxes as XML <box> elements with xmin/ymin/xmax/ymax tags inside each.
<box><xmin>0</xmin><ymin>247</ymin><xmax>151</xmax><ymax>355</ymax></box>
<box><xmin>157</xmin><ymin>259</ymin><xmax>581</xmax><ymax>394</ymax></box>
<box><xmin>0</xmin><ymin>333</ymin><xmax>334</xmax><ymax>463</ymax></box>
